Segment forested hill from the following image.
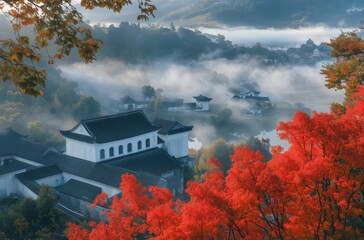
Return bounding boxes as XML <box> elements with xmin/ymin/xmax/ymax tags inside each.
<box><xmin>77</xmin><ymin>0</ymin><xmax>364</xmax><ymax>28</ymax></box>
<box><xmin>82</xmin><ymin>23</ymin><xmax>289</xmax><ymax>64</ymax></box>
<box><xmin>154</xmin><ymin>0</ymin><xmax>364</xmax><ymax>28</ymax></box>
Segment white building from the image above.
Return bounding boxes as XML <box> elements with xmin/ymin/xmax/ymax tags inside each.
<box><xmin>193</xmin><ymin>95</ymin><xmax>212</xmax><ymax>111</ymax></box>
<box><xmin>164</xmin><ymin>94</ymin><xmax>213</xmax><ymax>112</ymax></box>
<box><xmin>0</xmin><ymin>110</ymin><xmax>193</xmax><ymax>220</ymax></box>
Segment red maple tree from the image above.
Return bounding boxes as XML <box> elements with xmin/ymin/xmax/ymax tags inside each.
<box><xmin>67</xmin><ymin>33</ymin><xmax>364</xmax><ymax>240</ymax></box>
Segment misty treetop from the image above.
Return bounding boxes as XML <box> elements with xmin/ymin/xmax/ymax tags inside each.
<box><xmin>0</xmin><ymin>65</ymin><xmax>101</xmax><ymax>148</ymax></box>
<box><xmin>0</xmin><ymin>185</ymin><xmax>69</xmax><ymax>239</ymax></box>
<box><xmin>90</xmin><ymin>23</ymin><xmax>292</xmax><ymax>63</ymax></box>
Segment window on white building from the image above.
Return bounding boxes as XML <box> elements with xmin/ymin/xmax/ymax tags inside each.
<box><xmin>138</xmin><ymin>140</ymin><xmax>142</xmax><ymax>150</ymax></box>
<box><xmin>109</xmin><ymin>147</ymin><xmax>114</xmax><ymax>157</ymax></box>
<box><xmin>100</xmin><ymin>149</ymin><xmax>105</xmax><ymax>159</ymax></box>
<box><xmin>127</xmin><ymin>143</ymin><xmax>132</xmax><ymax>153</ymax></box>
<box><xmin>119</xmin><ymin>145</ymin><xmax>123</xmax><ymax>154</ymax></box>
<box><xmin>146</xmin><ymin>138</ymin><xmax>150</xmax><ymax>148</ymax></box>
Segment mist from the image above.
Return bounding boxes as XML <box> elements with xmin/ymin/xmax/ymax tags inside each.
<box><xmin>198</xmin><ymin>26</ymin><xmax>354</xmax><ymax>48</ymax></box>
<box><xmin>59</xmin><ymin>57</ymin><xmax>343</xmax><ymax>113</ymax></box>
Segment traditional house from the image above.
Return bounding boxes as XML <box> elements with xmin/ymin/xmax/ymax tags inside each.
<box><xmin>193</xmin><ymin>95</ymin><xmax>213</xmax><ymax>111</ymax></box>
<box><xmin>120</xmin><ymin>95</ymin><xmax>150</xmax><ymax>111</ymax></box>
<box><xmin>232</xmin><ymin>90</ymin><xmax>272</xmax><ymax>116</ymax></box>
<box><xmin>162</xmin><ymin>95</ymin><xmax>212</xmax><ymax>112</ymax></box>
<box><xmin>0</xmin><ymin>110</ymin><xmax>192</xmax><ymax>220</ymax></box>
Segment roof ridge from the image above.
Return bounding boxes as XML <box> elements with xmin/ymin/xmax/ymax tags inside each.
<box><xmin>0</xmin><ymin>127</ymin><xmax>27</xmax><ymax>138</ymax></box>
<box><xmin>82</xmin><ymin>110</ymin><xmax>144</xmax><ymax>123</ymax></box>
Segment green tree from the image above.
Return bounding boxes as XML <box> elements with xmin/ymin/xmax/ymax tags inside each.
<box><xmin>242</xmin><ymin>136</ymin><xmax>272</xmax><ymax>161</ymax></box>
<box><xmin>27</xmin><ymin>120</ymin><xmax>65</xmax><ymax>147</ymax></box>
<box><xmin>141</xmin><ymin>85</ymin><xmax>156</xmax><ymax>100</ymax></box>
<box><xmin>71</xmin><ymin>96</ymin><xmax>101</xmax><ymax>120</ymax></box>
<box><xmin>0</xmin><ymin>0</ymin><xmax>156</xmax><ymax>96</ymax></box>
<box><xmin>194</xmin><ymin>138</ymin><xmax>234</xmax><ymax>181</ymax></box>
<box><xmin>212</xmin><ymin>108</ymin><xmax>233</xmax><ymax>127</ymax></box>
<box><xmin>0</xmin><ymin>185</ymin><xmax>69</xmax><ymax>239</ymax></box>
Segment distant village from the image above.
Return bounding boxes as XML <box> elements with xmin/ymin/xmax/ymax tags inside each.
<box><xmin>0</xmin><ymin>39</ymin><xmax>329</xmax><ymax>225</ymax></box>
<box><xmin>118</xmin><ymin>39</ymin><xmax>329</xmax><ymax>117</ymax></box>
<box><xmin>120</xmin><ymin>84</ymin><xmax>273</xmax><ymax>117</ymax></box>
<box><xmin>286</xmin><ymin>38</ymin><xmax>332</xmax><ymax>64</ymax></box>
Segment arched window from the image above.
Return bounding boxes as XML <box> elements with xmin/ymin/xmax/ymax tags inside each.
<box><xmin>127</xmin><ymin>143</ymin><xmax>132</xmax><ymax>153</ymax></box>
<box><xmin>146</xmin><ymin>138</ymin><xmax>150</xmax><ymax>148</ymax></box>
<box><xmin>119</xmin><ymin>145</ymin><xmax>123</xmax><ymax>155</ymax></box>
<box><xmin>138</xmin><ymin>140</ymin><xmax>142</xmax><ymax>150</ymax></box>
<box><xmin>100</xmin><ymin>149</ymin><xmax>105</xmax><ymax>159</ymax></box>
<box><xmin>109</xmin><ymin>147</ymin><xmax>114</xmax><ymax>157</ymax></box>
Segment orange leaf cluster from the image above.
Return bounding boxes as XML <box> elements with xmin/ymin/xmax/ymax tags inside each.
<box><xmin>1</xmin><ymin>0</ymin><xmax>156</xmax><ymax>96</ymax></box>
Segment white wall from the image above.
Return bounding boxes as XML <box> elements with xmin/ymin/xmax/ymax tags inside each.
<box><xmin>95</xmin><ymin>131</ymin><xmax>159</xmax><ymax>162</ymax></box>
<box><xmin>72</xmin><ymin>125</ymin><xmax>91</xmax><ymax>136</ymax></box>
<box><xmin>16</xmin><ymin>179</ymin><xmax>38</xmax><ymax>199</ymax></box>
<box><xmin>65</xmin><ymin>131</ymin><xmax>159</xmax><ymax>163</ymax></box>
<box><xmin>195</xmin><ymin>101</ymin><xmax>209</xmax><ymax>111</ymax></box>
<box><xmin>35</xmin><ymin>174</ymin><xmax>64</xmax><ymax>187</ymax></box>
<box><xmin>65</xmin><ymin>138</ymin><xmax>96</xmax><ymax>162</ymax></box>
<box><xmin>0</xmin><ymin>170</ymin><xmax>27</xmax><ymax>199</ymax></box>
<box><xmin>159</xmin><ymin>132</ymin><xmax>189</xmax><ymax>158</ymax></box>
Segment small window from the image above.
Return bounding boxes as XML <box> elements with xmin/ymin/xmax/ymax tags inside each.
<box><xmin>109</xmin><ymin>147</ymin><xmax>114</xmax><ymax>157</ymax></box>
<box><xmin>146</xmin><ymin>138</ymin><xmax>150</xmax><ymax>148</ymax></box>
<box><xmin>119</xmin><ymin>145</ymin><xmax>123</xmax><ymax>155</ymax></box>
<box><xmin>100</xmin><ymin>149</ymin><xmax>105</xmax><ymax>159</ymax></box>
<box><xmin>138</xmin><ymin>140</ymin><xmax>142</xmax><ymax>150</ymax></box>
<box><xmin>127</xmin><ymin>143</ymin><xmax>132</xmax><ymax>153</ymax></box>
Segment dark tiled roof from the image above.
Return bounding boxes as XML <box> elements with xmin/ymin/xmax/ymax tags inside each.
<box><xmin>193</xmin><ymin>95</ymin><xmax>212</xmax><ymax>102</ymax></box>
<box><xmin>106</xmin><ymin>148</ymin><xmax>182</xmax><ymax>176</ymax></box>
<box><xmin>58</xmin><ymin>179</ymin><xmax>102</xmax><ymax>203</ymax></box>
<box><xmin>0</xmin><ymin>159</ymin><xmax>32</xmax><ymax>175</ymax></box>
<box><xmin>16</xmin><ymin>165</ymin><xmax>61</xmax><ymax>181</ymax></box>
<box><xmin>120</xmin><ymin>95</ymin><xmax>136</xmax><ymax>104</ymax></box>
<box><xmin>17</xmin><ymin>178</ymin><xmax>41</xmax><ymax>195</ymax></box>
<box><xmin>137</xmin><ymin>171</ymin><xmax>168</xmax><ymax>188</ymax></box>
<box><xmin>42</xmin><ymin>151</ymin><xmax>132</xmax><ymax>188</ymax></box>
<box><xmin>232</xmin><ymin>95</ymin><xmax>270</xmax><ymax>102</ymax></box>
<box><xmin>0</xmin><ymin>128</ymin><xmax>50</xmax><ymax>161</ymax></box>
<box><xmin>0</xmin><ymin>128</ymin><xmax>172</xmax><ymax>191</ymax></box>
<box><xmin>60</xmin><ymin>110</ymin><xmax>160</xmax><ymax>143</ymax></box>
<box><xmin>245</xmin><ymin>96</ymin><xmax>270</xmax><ymax>102</ymax></box>
<box><xmin>152</xmin><ymin>118</ymin><xmax>193</xmax><ymax>135</ymax></box>
<box><xmin>59</xmin><ymin>131</ymin><xmax>94</xmax><ymax>143</ymax></box>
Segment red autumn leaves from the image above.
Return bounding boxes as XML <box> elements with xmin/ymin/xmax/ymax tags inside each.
<box><xmin>67</xmin><ymin>88</ymin><xmax>364</xmax><ymax>240</ymax></box>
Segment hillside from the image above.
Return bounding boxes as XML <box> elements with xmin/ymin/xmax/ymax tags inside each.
<box><xmin>156</xmin><ymin>0</ymin><xmax>364</xmax><ymax>28</ymax></box>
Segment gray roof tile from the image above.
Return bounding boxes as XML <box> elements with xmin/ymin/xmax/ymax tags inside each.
<box><xmin>60</xmin><ymin>110</ymin><xmax>160</xmax><ymax>143</ymax></box>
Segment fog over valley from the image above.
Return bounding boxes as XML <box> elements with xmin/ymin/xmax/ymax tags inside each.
<box><xmin>59</xmin><ymin>58</ymin><xmax>343</xmax><ymax>113</ymax></box>
<box><xmin>198</xmin><ymin>26</ymin><xmax>354</xmax><ymax>48</ymax></box>
<box><xmin>0</xmin><ymin>2</ymin><xmax>352</xmax><ymax>147</ymax></box>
